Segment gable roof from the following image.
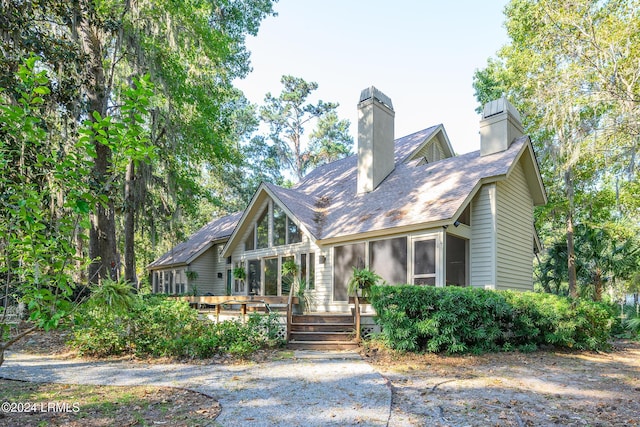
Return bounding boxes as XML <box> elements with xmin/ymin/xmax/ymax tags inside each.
<box><xmin>296</xmin><ymin>135</ymin><xmax>540</xmax><ymax>242</ymax></box>
<box><xmin>222</xmin><ymin>125</ymin><xmax>547</xmax><ymax>252</ymax></box>
<box><xmin>148</xmin><ymin>212</ymin><xmax>241</xmax><ymax>269</ymax></box>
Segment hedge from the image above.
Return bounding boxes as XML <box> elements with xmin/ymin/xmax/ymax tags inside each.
<box><xmin>369</xmin><ymin>285</ymin><xmax>615</xmax><ymax>354</ymax></box>
<box><xmin>71</xmin><ymin>295</ymin><xmax>283</xmax><ymax>358</ymax></box>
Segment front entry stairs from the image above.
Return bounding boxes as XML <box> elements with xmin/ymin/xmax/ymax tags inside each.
<box><xmin>287</xmin><ymin>314</ymin><xmax>359</xmax><ymax>350</ymax></box>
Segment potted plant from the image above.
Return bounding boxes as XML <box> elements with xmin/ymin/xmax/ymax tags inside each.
<box><xmin>347</xmin><ymin>267</ymin><xmax>381</xmax><ymax>300</ymax></box>
<box><xmin>233</xmin><ymin>266</ymin><xmax>246</xmax><ymax>281</ymax></box>
<box><xmin>233</xmin><ymin>266</ymin><xmax>246</xmax><ymax>292</ymax></box>
<box><xmin>282</xmin><ymin>260</ymin><xmax>312</xmax><ymax>313</ymax></box>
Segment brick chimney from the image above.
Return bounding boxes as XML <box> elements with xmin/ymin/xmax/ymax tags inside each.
<box><xmin>357</xmin><ymin>86</ymin><xmax>395</xmax><ymax>194</ymax></box>
<box><xmin>480</xmin><ymin>97</ymin><xmax>524</xmax><ymax>156</ymax></box>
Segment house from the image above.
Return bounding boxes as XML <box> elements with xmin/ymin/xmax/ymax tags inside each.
<box><xmin>149</xmin><ymin>87</ymin><xmax>547</xmax><ymax>314</ymax></box>
<box><xmin>147</xmin><ymin>212</ymin><xmax>241</xmax><ymax>295</ymax></box>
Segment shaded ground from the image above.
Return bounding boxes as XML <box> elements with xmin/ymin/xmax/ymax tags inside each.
<box><xmin>2</xmin><ymin>328</ymin><xmax>390</xmax><ymax>427</ymax></box>
<box><xmin>362</xmin><ymin>340</ymin><xmax>640</xmax><ymax>426</ymax></box>
<box><xmin>0</xmin><ymin>378</ymin><xmax>220</xmax><ymax>427</ymax></box>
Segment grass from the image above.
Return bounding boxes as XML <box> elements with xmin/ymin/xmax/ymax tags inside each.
<box><xmin>0</xmin><ymin>378</ymin><xmax>220</xmax><ymax>427</ymax></box>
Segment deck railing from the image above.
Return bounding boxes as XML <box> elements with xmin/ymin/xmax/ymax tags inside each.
<box><xmin>176</xmin><ymin>295</ymin><xmax>298</xmax><ymax>322</ymax></box>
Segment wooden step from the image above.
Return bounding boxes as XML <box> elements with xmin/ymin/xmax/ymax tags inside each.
<box><xmin>292</xmin><ymin>314</ymin><xmax>353</xmax><ymax>324</ymax></box>
<box><xmin>289</xmin><ymin>331</ymin><xmax>354</xmax><ymax>342</ymax></box>
<box><xmin>286</xmin><ymin>340</ymin><xmax>359</xmax><ymax>350</ymax></box>
<box><xmin>290</xmin><ymin>323</ymin><xmax>354</xmax><ymax>333</ymax></box>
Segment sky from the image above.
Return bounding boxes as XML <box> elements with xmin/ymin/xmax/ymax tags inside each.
<box><xmin>234</xmin><ymin>1</ymin><xmax>511</xmax><ymax>155</ymax></box>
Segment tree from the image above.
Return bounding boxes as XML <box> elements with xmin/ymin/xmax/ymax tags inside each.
<box><xmin>260</xmin><ymin>75</ymin><xmax>353</xmax><ymax>180</ymax></box>
<box><xmin>0</xmin><ymin>58</ymin><xmax>92</xmax><ymax>366</ymax></box>
<box><xmin>0</xmin><ymin>0</ymin><xmax>277</xmax><ymax>285</ymax></box>
<box><xmin>474</xmin><ymin>0</ymin><xmax>640</xmax><ymax>299</ymax></box>
<box><xmin>306</xmin><ymin>111</ymin><xmax>353</xmax><ymax>171</ymax></box>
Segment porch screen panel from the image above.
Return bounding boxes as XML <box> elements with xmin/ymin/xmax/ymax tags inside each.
<box><xmin>446</xmin><ymin>235</ymin><xmax>467</xmax><ymax>286</ymax></box>
<box><xmin>370</xmin><ymin>237</ymin><xmax>407</xmax><ymax>285</ymax></box>
<box><xmin>413</xmin><ymin>239</ymin><xmax>436</xmax><ymax>286</ymax></box>
<box><xmin>333</xmin><ymin>243</ymin><xmax>365</xmax><ymax>302</ymax></box>
<box><xmin>264</xmin><ymin>258</ymin><xmax>279</xmax><ymax>295</ymax></box>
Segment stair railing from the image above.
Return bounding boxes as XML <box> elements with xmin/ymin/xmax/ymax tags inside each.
<box><xmin>353</xmin><ymin>293</ymin><xmax>361</xmax><ymax>342</ymax></box>
<box><xmin>286</xmin><ymin>281</ymin><xmax>294</xmax><ymax>342</ymax></box>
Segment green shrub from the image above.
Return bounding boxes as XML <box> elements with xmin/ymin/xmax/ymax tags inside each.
<box><xmin>370</xmin><ymin>285</ymin><xmax>615</xmax><ymax>354</ymax></box>
<box><xmin>71</xmin><ymin>295</ymin><xmax>284</xmax><ymax>358</ymax></box>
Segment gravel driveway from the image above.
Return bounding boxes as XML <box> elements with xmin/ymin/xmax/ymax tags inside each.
<box><xmin>1</xmin><ymin>350</ymin><xmax>391</xmax><ymax>426</ymax></box>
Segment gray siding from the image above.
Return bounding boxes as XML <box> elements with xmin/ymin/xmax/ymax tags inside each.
<box><xmin>189</xmin><ymin>244</ymin><xmax>226</xmax><ymax>295</ymax></box>
<box><xmin>496</xmin><ymin>161</ymin><xmax>534</xmax><ymax>291</ymax></box>
<box><xmin>470</xmin><ymin>184</ymin><xmax>496</xmax><ymax>288</ymax></box>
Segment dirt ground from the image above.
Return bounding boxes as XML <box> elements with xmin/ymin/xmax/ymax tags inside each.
<box><xmin>5</xmin><ymin>327</ymin><xmax>640</xmax><ymax>426</ymax></box>
<box><xmin>362</xmin><ymin>340</ymin><xmax>640</xmax><ymax>427</ymax></box>
<box><xmin>0</xmin><ymin>379</ymin><xmax>220</xmax><ymax>427</ymax></box>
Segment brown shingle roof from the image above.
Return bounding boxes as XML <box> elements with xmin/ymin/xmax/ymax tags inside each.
<box><xmin>147</xmin><ymin>212</ymin><xmax>241</xmax><ymax>269</ymax></box>
<box><xmin>282</xmin><ymin>132</ymin><xmax>529</xmax><ymax>240</ymax></box>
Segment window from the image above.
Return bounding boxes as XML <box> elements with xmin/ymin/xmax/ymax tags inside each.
<box><xmin>246</xmin><ymin>202</ymin><xmax>303</xmax><ymax>250</ymax></box>
<box><xmin>245</xmin><ymin>228</ymin><xmax>255</xmax><ymax>251</ymax></box>
<box><xmin>287</xmin><ymin>218</ymin><xmax>302</xmax><ymax>244</ymax></box>
<box><xmin>274</xmin><ymin>205</ymin><xmax>301</xmax><ymax>246</ymax></box>
<box><xmin>273</xmin><ymin>205</ymin><xmax>286</xmax><ymax>246</ymax></box>
<box><xmin>226</xmin><ymin>269</ymin><xmax>232</xmax><ymax>295</ymax></box>
<box><xmin>446</xmin><ymin>234</ymin><xmax>467</xmax><ymax>286</ymax></box>
<box><xmin>264</xmin><ymin>258</ymin><xmax>279</xmax><ymax>295</ymax></box>
<box><xmin>413</xmin><ymin>238</ymin><xmax>436</xmax><ymax>286</ymax></box>
<box><xmin>300</xmin><ymin>253</ymin><xmax>315</xmax><ymax>290</ymax></box>
<box><xmin>333</xmin><ymin>243</ymin><xmax>365</xmax><ymax>301</ymax></box>
<box><xmin>458</xmin><ymin>204</ymin><xmax>471</xmax><ymax>226</ymax></box>
<box><xmin>370</xmin><ymin>237</ymin><xmax>407</xmax><ymax>285</ymax></box>
<box><xmin>281</xmin><ymin>255</ymin><xmax>295</xmax><ymax>295</ymax></box>
<box><xmin>248</xmin><ymin>260</ymin><xmax>261</xmax><ymax>295</ymax></box>
<box><xmin>174</xmin><ymin>269</ymin><xmax>186</xmax><ymax>294</ymax></box>
<box><xmin>309</xmin><ymin>252</ymin><xmax>315</xmax><ymax>290</ymax></box>
<box><xmin>256</xmin><ymin>208</ymin><xmax>269</xmax><ymax>249</ymax></box>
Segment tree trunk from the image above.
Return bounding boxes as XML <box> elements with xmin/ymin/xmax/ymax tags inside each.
<box><xmin>75</xmin><ymin>0</ymin><xmax>118</xmax><ymax>284</ymax></box>
<box><xmin>593</xmin><ymin>268</ymin><xmax>603</xmax><ymax>302</ymax></box>
<box><xmin>124</xmin><ymin>159</ymin><xmax>136</xmax><ymax>285</ymax></box>
<box><xmin>565</xmin><ymin>168</ymin><xmax>578</xmax><ymax>298</ymax></box>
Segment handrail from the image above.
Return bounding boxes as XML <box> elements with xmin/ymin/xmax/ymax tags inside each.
<box><xmin>353</xmin><ymin>293</ymin><xmax>361</xmax><ymax>342</ymax></box>
<box><xmin>175</xmin><ymin>296</ymin><xmax>296</xmax><ymax>322</ymax></box>
<box><xmin>286</xmin><ymin>282</ymin><xmax>295</xmax><ymax>342</ymax></box>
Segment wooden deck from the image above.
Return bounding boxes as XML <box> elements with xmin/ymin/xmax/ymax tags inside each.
<box><xmin>174</xmin><ymin>294</ymin><xmax>369</xmax><ymax>350</ymax></box>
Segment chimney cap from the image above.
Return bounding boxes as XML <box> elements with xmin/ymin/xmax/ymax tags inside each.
<box><xmin>482</xmin><ymin>97</ymin><xmax>521</xmax><ymax>122</ymax></box>
<box><xmin>359</xmin><ymin>86</ymin><xmax>393</xmax><ymax>110</ymax></box>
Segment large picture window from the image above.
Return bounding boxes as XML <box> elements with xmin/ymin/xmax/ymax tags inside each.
<box><xmin>245</xmin><ymin>201</ymin><xmax>303</xmax><ymax>250</ymax></box>
<box><xmin>370</xmin><ymin>237</ymin><xmax>407</xmax><ymax>285</ymax></box>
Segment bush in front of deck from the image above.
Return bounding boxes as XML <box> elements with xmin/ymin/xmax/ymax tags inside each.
<box><xmin>369</xmin><ymin>285</ymin><xmax>615</xmax><ymax>354</ymax></box>
<box><xmin>72</xmin><ymin>295</ymin><xmax>283</xmax><ymax>358</ymax></box>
